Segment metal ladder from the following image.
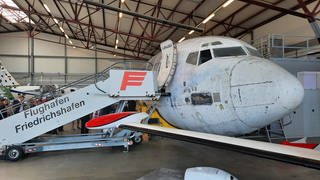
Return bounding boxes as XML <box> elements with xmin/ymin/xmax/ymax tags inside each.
<box><xmin>265</xmin><ymin>119</ymin><xmax>287</xmax><ymax>143</ymax></box>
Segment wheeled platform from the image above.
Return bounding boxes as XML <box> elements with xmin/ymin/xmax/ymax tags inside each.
<box><xmin>1</xmin><ymin>129</ymin><xmax>143</xmax><ymax>161</ymax></box>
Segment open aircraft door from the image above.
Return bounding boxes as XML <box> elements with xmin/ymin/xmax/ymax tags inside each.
<box><xmin>156</xmin><ymin>40</ymin><xmax>177</xmax><ymax>90</ymax></box>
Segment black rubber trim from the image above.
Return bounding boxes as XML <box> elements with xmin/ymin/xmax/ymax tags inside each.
<box><xmin>154</xmin><ymin>109</ymin><xmax>179</xmax><ymax>129</ymax></box>
<box><xmin>120</xmin><ymin>124</ymin><xmax>320</xmax><ymax>170</ymax></box>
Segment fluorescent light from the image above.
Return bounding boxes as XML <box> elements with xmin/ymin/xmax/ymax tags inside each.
<box><xmin>43</xmin><ymin>4</ymin><xmax>51</xmax><ymax>13</ymax></box>
<box><xmin>119</xmin><ymin>12</ymin><xmax>123</xmax><ymax>18</ymax></box>
<box><xmin>113</xmin><ymin>54</ymin><xmax>116</xmax><ymax>57</ymax></box>
<box><xmin>116</xmin><ymin>39</ymin><xmax>119</xmax><ymax>44</ymax></box>
<box><xmin>59</xmin><ymin>26</ymin><xmax>65</xmax><ymax>33</ymax></box>
<box><xmin>202</xmin><ymin>13</ymin><xmax>215</xmax><ymax>24</ymax></box>
<box><xmin>178</xmin><ymin>37</ymin><xmax>185</xmax><ymax>43</ymax></box>
<box><xmin>72</xmin><ymin>46</ymin><xmax>76</xmax><ymax>49</ymax></box>
<box><xmin>222</xmin><ymin>0</ymin><xmax>234</xmax><ymax>8</ymax></box>
<box><xmin>121</xmin><ymin>0</ymin><xmax>125</xmax><ymax>3</ymax></box>
<box><xmin>53</xmin><ymin>18</ymin><xmax>58</xmax><ymax>24</ymax></box>
<box><xmin>115</xmin><ymin>45</ymin><xmax>118</xmax><ymax>49</ymax></box>
<box><xmin>65</xmin><ymin>34</ymin><xmax>69</xmax><ymax>39</ymax></box>
<box><xmin>188</xmin><ymin>30</ymin><xmax>194</xmax><ymax>35</ymax></box>
<box><xmin>69</xmin><ymin>40</ymin><xmax>73</xmax><ymax>44</ymax></box>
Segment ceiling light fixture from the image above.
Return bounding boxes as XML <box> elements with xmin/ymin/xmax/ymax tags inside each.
<box><xmin>188</xmin><ymin>30</ymin><xmax>194</xmax><ymax>35</ymax></box>
<box><xmin>176</xmin><ymin>0</ymin><xmax>233</xmax><ymax>44</ymax></box>
<box><xmin>69</xmin><ymin>40</ymin><xmax>73</xmax><ymax>44</ymax></box>
<box><xmin>115</xmin><ymin>45</ymin><xmax>118</xmax><ymax>49</ymax></box>
<box><xmin>202</xmin><ymin>13</ymin><xmax>215</xmax><ymax>24</ymax></box>
<box><xmin>119</xmin><ymin>12</ymin><xmax>123</xmax><ymax>18</ymax></box>
<box><xmin>53</xmin><ymin>18</ymin><xmax>58</xmax><ymax>24</ymax></box>
<box><xmin>222</xmin><ymin>0</ymin><xmax>234</xmax><ymax>8</ymax></box>
<box><xmin>178</xmin><ymin>37</ymin><xmax>185</xmax><ymax>43</ymax></box>
<box><xmin>59</xmin><ymin>26</ymin><xmax>64</xmax><ymax>33</ymax></box>
<box><xmin>65</xmin><ymin>34</ymin><xmax>69</xmax><ymax>39</ymax></box>
<box><xmin>43</xmin><ymin>4</ymin><xmax>51</xmax><ymax>13</ymax></box>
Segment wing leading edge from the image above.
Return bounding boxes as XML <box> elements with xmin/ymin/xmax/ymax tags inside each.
<box><xmin>119</xmin><ymin>123</ymin><xmax>320</xmax><ymax>170</ymax></box>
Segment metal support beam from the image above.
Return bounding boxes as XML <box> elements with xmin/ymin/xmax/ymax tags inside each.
<box><xmin>64</xmin><ymin>37</ymin><xmax>68</xmax><ymax>84</ymax></box>
<box><xmin>28</xmin><ymin>32</ymin><xmax>30</xmax><ymax>76</ymax></box>
<box><xmin>309</xmin><ymin>21</ymin><xmax>320</xmax><ymax>43</ymax></box>
<box><xmin>30</xmin><ymin>35</ymin><xmax>34</xmax><ymax>85</ymax></box>
<box><xmin>297</xmin><ymin>0</ymin><xmax>320</xmax><ymax>43</ymax></box>
<box><xmin>83</xmin><ymin>0</ymin><xmax>203</xmax><ymax>32</ymax></box>
<box><xmin>238</xmin><ymin>0</ymin><xmax>316</xmax><ymax>19</ymax></box>
<box><xmin>0</xmin><ymin>54</ymin><xmax>135</xmax><ymax>60</ymax></box>
<box><xmin>95</xmin><ymin>47</ymin><xmax>98</xmax><ymax>74</ymax></box>
<box><xmin>27</xmin><ymin>4</ymin><xmax>31</xmax><ymax>80</ymax></box>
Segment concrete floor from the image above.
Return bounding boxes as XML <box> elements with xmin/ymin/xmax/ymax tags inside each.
<box><xmin>0</xmin><ymin>135</ymin><xmax>320</xmax><ymax>180</ymax></box>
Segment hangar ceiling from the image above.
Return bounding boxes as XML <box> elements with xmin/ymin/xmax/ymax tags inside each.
<box><xmin>0</xmin><ymin>0</ymin><xmax>319</xmax><ymax>60</ymax></box>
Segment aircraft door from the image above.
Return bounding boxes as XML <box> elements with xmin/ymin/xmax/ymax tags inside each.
<box><xmin>157</xmin><ymin>40</ymin><xmax>177</xmax><ymax>90</ymax></box>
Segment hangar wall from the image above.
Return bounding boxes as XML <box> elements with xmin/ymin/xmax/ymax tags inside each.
<box><xmin>0</xmin><ymin>32</ymin><xmax>121</xmax><ymax>74</ymax></box>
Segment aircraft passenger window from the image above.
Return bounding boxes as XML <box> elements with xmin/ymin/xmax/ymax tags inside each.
<box><xmin>246</xmin><ymin>47</ymin><xmax>263</xmax><ymax>58</ymax></box>
<box><xmin>186</xmin><ymin>51</ymin><xmax>199</xmax><ymax>65</ymax></box>
<box><xmin>199</xmin><ymin>49</ymin><xmax>212</xmax><ymax>65</ymax></box>
<box><xmin>211</xmin><ymin>41</ymin><xmax>222</xmax><ymax>46</ymax></box>
<box><xmin>191</xmin><ymin>93</ymin><xmax>213</xmax><ymax>105</ymax></box>
<box><xmin>213</xmin><ymin>47</ymin><xmax>247</xmax><ymax>58</ymax></box>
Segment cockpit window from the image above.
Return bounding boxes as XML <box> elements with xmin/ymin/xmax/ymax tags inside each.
<box><xmin>199</xmin><ymin>49</ymin><xmax>212</xmax><ymax>65</ymax></box>
<box><xmin>246</xmin><ymin>46</ymin><xmax>263</xmax><ymax>58</ymax></box>
<box><xmin>201</xmin><ymin>43</ymin><xmax>209</xmax><ymax>47</ymax></box>
<box><xmin>213</xmin><ymin>46</ymin><xmax>247</xmax><ymax>58</ymax></box>
<box><xmin>191</xmin><ymin>93</ymin><xmax>213</xmax><ymax>105</ymax></box>
<box><xmin>186</xmin><ymin>51</ymin><xmax>199</xmax><ymax>65</ymax></box>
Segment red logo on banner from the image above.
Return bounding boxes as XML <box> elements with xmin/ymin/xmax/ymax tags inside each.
<box><xmin>120</xmin><ymin>71</ymin><xmax>147</xmax><ymax>90</ymax></box>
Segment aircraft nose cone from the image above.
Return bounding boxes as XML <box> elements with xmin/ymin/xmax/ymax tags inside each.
<box><xmin>276</xmin><ymin>70</ymin><xmax>304</xmax><ymax>111</ymax></box>
<box><xmin>230</xmin><ymin>58</ymin><xmax>304</xmax><ymax>129</ymax></box>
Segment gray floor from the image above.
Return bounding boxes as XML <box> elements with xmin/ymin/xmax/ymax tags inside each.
<box><xmin>1</xmin><ymin>134</ymin><xmax>320</xmax><ymax>180</ymax></box>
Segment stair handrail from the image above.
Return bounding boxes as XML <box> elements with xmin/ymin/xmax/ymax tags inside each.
<box><xmin>56</xmin><ymin>60</ymin><xmax>153</xmax><ymax>93</ymax></box>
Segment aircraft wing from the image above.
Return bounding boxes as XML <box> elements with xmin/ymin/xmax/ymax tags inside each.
<box><xmin>119</xmin><ymin>123</ymin><xmax>320</xmax><ymax>170</ymax></box>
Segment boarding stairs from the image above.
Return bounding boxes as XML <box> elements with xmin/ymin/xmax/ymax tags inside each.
<box><xmin>0</xmin><ymin>60</ymin><xmax>158</xmax><ymax>147</ymax></box>
<box><xmin>0</xmin><ymin>40</ymin><xmax>177</xmax><ymax>148</ymax></box>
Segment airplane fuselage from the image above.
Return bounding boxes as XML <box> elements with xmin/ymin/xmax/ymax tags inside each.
<box><xmin>154</xmin><ymin>36</ymin><xmax>304</xmax><ymax>136</ymax></box>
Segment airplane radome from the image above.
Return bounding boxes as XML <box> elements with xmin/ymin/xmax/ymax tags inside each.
<box><xmin>153</xmin><ymin>36</ymin><xmax>304</xmax><ymax>136</ymax></box>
